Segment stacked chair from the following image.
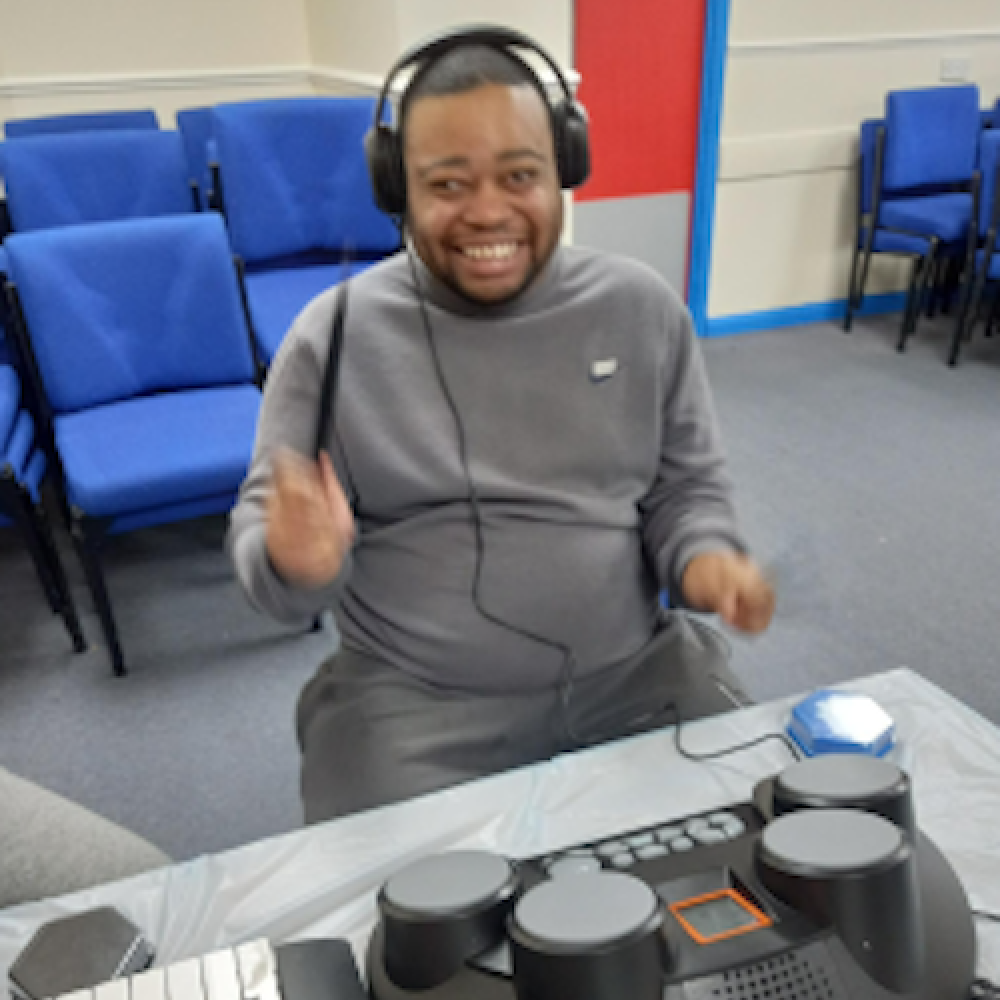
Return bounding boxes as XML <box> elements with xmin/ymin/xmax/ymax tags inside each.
<box><xmin>0</xmin><ymin>360</ymin><xmax>85</xmax><ymax>652</ymax></box>
<box><xmin>845</xmin><ymin>85</ymin><xmax>981</xmax><ymax>354</ymax></box>
<box><xmin>950</xmin><ymin>130</ymin><xmax>1000</xmax><ymax>364</ymax></box>
<box><xmin>3</xmin><ymin>215</ymin><xmax>263</xmax><ymax>675</ymax></box>
<box><xmin>210</xmin><ymin>97</ymin><xmax>399</xmax><ymax>364</ymax></box>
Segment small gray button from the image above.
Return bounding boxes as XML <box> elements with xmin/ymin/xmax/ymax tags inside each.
<box><xmin>548</xmin><ymin>856</ymin><xmax>603</xmax><ymax>878</ymax></box>
<box><xmin>595</xmin><ymin>840</ymin><xmax>629</xmax><ymax>858</ymax></box>
<box><xmin>670</xmin><ymin>836</ymin><xmax>695</xmax><ymax>851</ymax></box>
<box><xmin>692</xmin><ymin>828</ymin><xmax>728</xmax><ymax>846</ymax></box>
<box><xmin>655</xmin><ymin>825</ymin><xmax>683</xmax><ymax>842</ymax></box>
<box><xmin>685</xmin><ymin>818</ymin><xmax>710</xmax><ymax>835</ymax></box>
<box><xmin>722</xmin><ymin>818</ymin><xmax>747</xmax><ymax>838</ymax></box>
<box><xmin>635</xmin><ymin>844</ymin><xmax>669</xmax><ymax>861</ymax></box>
<box><xmin>627</xmin><ymin>832</ymin><xmax>655</xmax><ymax>849</ymax></box>
<box><xmin>708</xmin><ymin>811</ymin><xmax>739</xmax><ymax>826</ymax></box>
<box><xmin>610</xmin><ymin>852</ymin><xmax>635</xmax><ymax>869</ymax></box>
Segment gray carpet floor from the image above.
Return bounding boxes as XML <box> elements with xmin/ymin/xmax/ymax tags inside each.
<box><xmin>0</xmin><ymin>310</ymin><xmax>998</xmax><ymax>863</ymax></box>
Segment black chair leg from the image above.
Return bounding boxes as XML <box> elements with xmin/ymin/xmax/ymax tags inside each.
<box><xmin>949</xmin><ymin>270</ymin><xmax>986</xmax><ymax>367</ymax></box>
<box><xmin>898</xmin><ymin>256</ymin><xmax>926</xmax><ymax>352</ymax></box>
<box><xmin>1</xmin><ymin>470</ymin><xmax>85</xmax><ymax>652</ymax></box>
<box><xmin>844</xmin><ymin>245</ymin><xmax>864</xmax><ymax>332</ymax></box>
<box><xmin>30</xmin><ymin>501</ymin><xmax>86</xmax><ymax>652</ymax></box>
<box><xmin>940</xmin><ymin>256</ymin><xmax>963</xmax><ymax>316</ymax></box>
<box><xmin>70</xmin><ymin>514</ymin><xmax>126</xmax><ymax>676</ymax></box>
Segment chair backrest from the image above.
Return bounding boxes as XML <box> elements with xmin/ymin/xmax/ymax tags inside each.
<box><xmin>859</xmin><ymin>118</ymin><xmax>883</xmax><ymax>216</ymax></box>
<box><xmin>176</xmin><ymin>108</ymin><xmax>217</xmax><ymax>209</ymax></box>
<box><xmin>977</xmin><ymin>131</ymin><xmax>1000</xmax><ymax>236</ymax></box>
<box><xmin>212</xmin><ymin>97</ymin><xmax>398</xmax><ymax>263</ymax></box>
<box><xmin>4</xmin><ymin>215</ymin><xmax>256</xmax><ymax>415</ymax></box>
<box><xmin>3</xmin><ymin>131</ymin><xmax>193</xmax><ymax>233</ymax></box>
<box><xmin>883</xmin><ymin>85</ymin><xmax>980</xmax><ymax>193</ymax></box>
<box><xmin>4</xmin><ymin>109</ymin><xmax>159</xmax><ymax>139</ymax></box>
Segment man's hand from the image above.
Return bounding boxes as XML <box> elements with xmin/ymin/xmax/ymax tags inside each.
<box><xmin>266</xmin><ymin>449</ymin><xmax>355</xmax><ymax>589</ymax></box>
<box><xmin>681</xmin><ymin>550</ymin><xmax>775</xmax><ymax>635</ymax></box>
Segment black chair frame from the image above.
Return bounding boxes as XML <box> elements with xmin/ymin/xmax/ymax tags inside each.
<box><xmin>0</xmin><ymin>462</ymin><xmax>86</xmax><ymax>653</ymax></box>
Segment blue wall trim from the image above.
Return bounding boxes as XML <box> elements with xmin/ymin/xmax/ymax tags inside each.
<box><xmin>702</xmin><ymin>292</ymin><xmax>908</xmax><ymax>337</ymax></box>
<box><xmin>687</xmin><ymin>0</ymin><xmax>732</xmax><ymax>334</ymax></box>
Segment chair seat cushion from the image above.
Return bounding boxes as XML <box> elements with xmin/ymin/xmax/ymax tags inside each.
<box><xmin>870</xmin><ymin>229</ymin><xmax>931</xmax><ymax>255</ymax></box>
<box><xmin>244</xmin><ymin>263</ymin><xmax>351</xmax><ymax>364</ymax></box>
<box><xmin>879</xmin><ymin>192</ymin><xmax>972</xmax><ymax>245</ymax></box>
<box><xmin>55</xmin><ymin>385</ymin><xmax>260</xmax><ymax>519</ymax></box>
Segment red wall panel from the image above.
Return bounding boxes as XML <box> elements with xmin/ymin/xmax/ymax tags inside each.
<box><xmin>574</xmin><ymin>0</ymin><xmax>707</xmax><ymax>202</ymax></box>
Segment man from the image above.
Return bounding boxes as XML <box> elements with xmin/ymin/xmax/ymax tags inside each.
<box><xmin>228</xmin><ymin>33</ymin><xmax>775</xmax><ymax>824</ymax></box>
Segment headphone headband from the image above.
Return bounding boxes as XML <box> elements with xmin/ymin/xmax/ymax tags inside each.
<box><xmin>373</xmin><ymin>24</ymin><xmax>578</xmax><ymax>135</ymax></box>
<box><xmin>365</xmin><ymin>23</ymin><xmax>591</xmax><ymax>217</ymax></box>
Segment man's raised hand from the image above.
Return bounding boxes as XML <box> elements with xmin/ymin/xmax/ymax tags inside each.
<box><xmin>681</xmin><ymin>550</ymin><xmax>775</xmax><ymax>635</ymax></box>
<box><xmin>266</xmin><ymin>449</ymin><xmax>355</xmax><ymax>588</ymax></box>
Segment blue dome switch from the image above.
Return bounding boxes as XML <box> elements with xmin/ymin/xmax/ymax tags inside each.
<box><xmin>787</xmin><ymin>689</ymin><xmax>895</xmax><ymax>757</ymax></box>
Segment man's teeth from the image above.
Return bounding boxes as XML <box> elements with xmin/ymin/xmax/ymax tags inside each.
<box><xmin>462</xmin><ymin>243</ymin><xmax>517</xmax><ymax>260</ymax></box>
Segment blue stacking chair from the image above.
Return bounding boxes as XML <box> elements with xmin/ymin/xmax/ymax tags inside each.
<box><xmin>845</xmin><ymin>87</ymin><xmax>981</xmax><ymax>349</ymax></box>
<box><xmin>950</xmin><ymin>130</ymin><xmax>1000</xmax><ymax>365</ymax></box>
<box><xmin>4</xmin><ymin>109</ymin><xmax>159</xmax><ymax>139</ymax></box>
<box><xmin>0</xmin><ymin>363</ymin><xmax>86</xmax><ymax>652</ymax></box>
<box><xmin>844</xmin><ymin>119</ymin><xmax>937</xmax><ymax>344</ymax></box>
<box><xmin>211</xmin><ymin>97</ymin><xmax>400</xmax><ymax>364</ymax></box>
<box><xmin>2</xmin><ymin>130</ymin><xmax>196</xmax><ymax>233</ymax></box>
<box><xmin>3</xmin><ymin>214</ymin><xmax>262</xmax><ymax>675</ymax></box>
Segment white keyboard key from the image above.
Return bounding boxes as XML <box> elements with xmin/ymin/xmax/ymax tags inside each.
<box><xmin>166</xmin><ymin>957</ymin><xmax>207</xmax><ymax>1000</ymax></box>
<box><xmin>94</xmin><ymin>980</ymin><xmax>129</xmax><ymax>1000</ymax></box>
<box><xmin>202</xmin><ymin>949</ymin><xmax>241</xmax><ymax>1000</ymax></box>
<box><xmin>131</xmin><ymin>967</ymin><xmax>167</xmax><ymax>1000</ymax></box>
<box><xmin>58</xmin><ymin>990</ymin><xmax>95</xmax><ymax>1000</ymax></box>
<box><xmin>236</xmin><ymin>941</ymin><xmax>281</xmax><ymax>1000</ymax></box>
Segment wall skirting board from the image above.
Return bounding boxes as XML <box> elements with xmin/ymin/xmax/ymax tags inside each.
<box><xmin>0</xmin><ymin>66</ymin><xmax>314</xmax><ymax>99</ymax></box>
<box><xmin>703</xmin><ymin>291</ymin><xmax>906</xmax><ymax>337</ymax></box>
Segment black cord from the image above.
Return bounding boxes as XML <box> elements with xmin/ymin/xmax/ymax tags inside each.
<box><xmin>403</xmin><ymin>244</ymin><xmax>585</xmax><ymax>745</ymax></box>
<box><xmin>665</xmin><ymin>701</ymin><xmax>802</xmax><ymax>764</ymax></box>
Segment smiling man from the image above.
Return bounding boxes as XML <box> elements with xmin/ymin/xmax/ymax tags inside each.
<box><xmin>229</xmin><ymin>31</ymin><xmax>775</xmax><ymax>824</ymax></box>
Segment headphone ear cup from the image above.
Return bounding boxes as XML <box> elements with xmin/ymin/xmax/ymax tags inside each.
<box><xmin>553</xmin><ymin>100</ymin><xmax>591</xmax><ymax>190</ymax></box>
<box><xmin>366</xmin><ymin>123</ymin><xmax>407</xmax><ymax>217</ymax></box>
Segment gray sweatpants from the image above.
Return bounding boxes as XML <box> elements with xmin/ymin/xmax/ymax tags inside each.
<box><xmin>297</xmin><ymin>613</ymin><xmax>749</xmax><ymax>825</ymax></box>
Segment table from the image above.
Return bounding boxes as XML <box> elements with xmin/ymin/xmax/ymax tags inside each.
<box><xmin>1</xmin><ymin>668</ymin><xmax>998</xmax><ymax>996</ymax></box>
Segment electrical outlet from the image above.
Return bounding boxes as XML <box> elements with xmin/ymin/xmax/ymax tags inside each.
<box><xmin>940</xmin><ymin>55</ymin><xmax>973</xmax><ymax>83</ymax></box>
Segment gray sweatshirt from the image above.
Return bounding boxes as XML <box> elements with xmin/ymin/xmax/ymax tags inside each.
<box><xmin>228</xmin><ymin>245</ymin><xmax>746</xmax><ymax>693</ymax></box>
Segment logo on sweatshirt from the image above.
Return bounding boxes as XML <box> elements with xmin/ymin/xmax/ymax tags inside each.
<box><xmin>590</xmin><ymin>358</ymin><xmax>618</xmax><ymax>383</ymax></box>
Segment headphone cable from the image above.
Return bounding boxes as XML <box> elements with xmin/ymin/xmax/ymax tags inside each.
<box><xmin>403</xmin><ymin>243</ymin><xmax>585</xmax><ymax>746</ymax></box>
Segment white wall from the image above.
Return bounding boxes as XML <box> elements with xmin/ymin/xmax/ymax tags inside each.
<box><xmin>709</xmin><ymin>0</ymin><xmax>1000</xmax><ymax>319</ymax></box>
<box><xmin>305</xmin><ymin>0</ymin><xmax>572</xmax><ymax>95</ymax></box>
<box><xmin>0</xmin><ymin>0</ymin><xmax>313</xmax><ymax>127</ymax></box>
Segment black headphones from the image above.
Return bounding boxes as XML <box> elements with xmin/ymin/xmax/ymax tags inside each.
<box><xmin>365</xmin><ymin>24</ymin><xmax>591</xmax><ymax>218</ymax></box>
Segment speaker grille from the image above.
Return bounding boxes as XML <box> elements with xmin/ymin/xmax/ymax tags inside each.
<box><xmin>686</xmin><ymin>943</ymin><xmax>846</xmax><ymax>1000</ymax></box>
